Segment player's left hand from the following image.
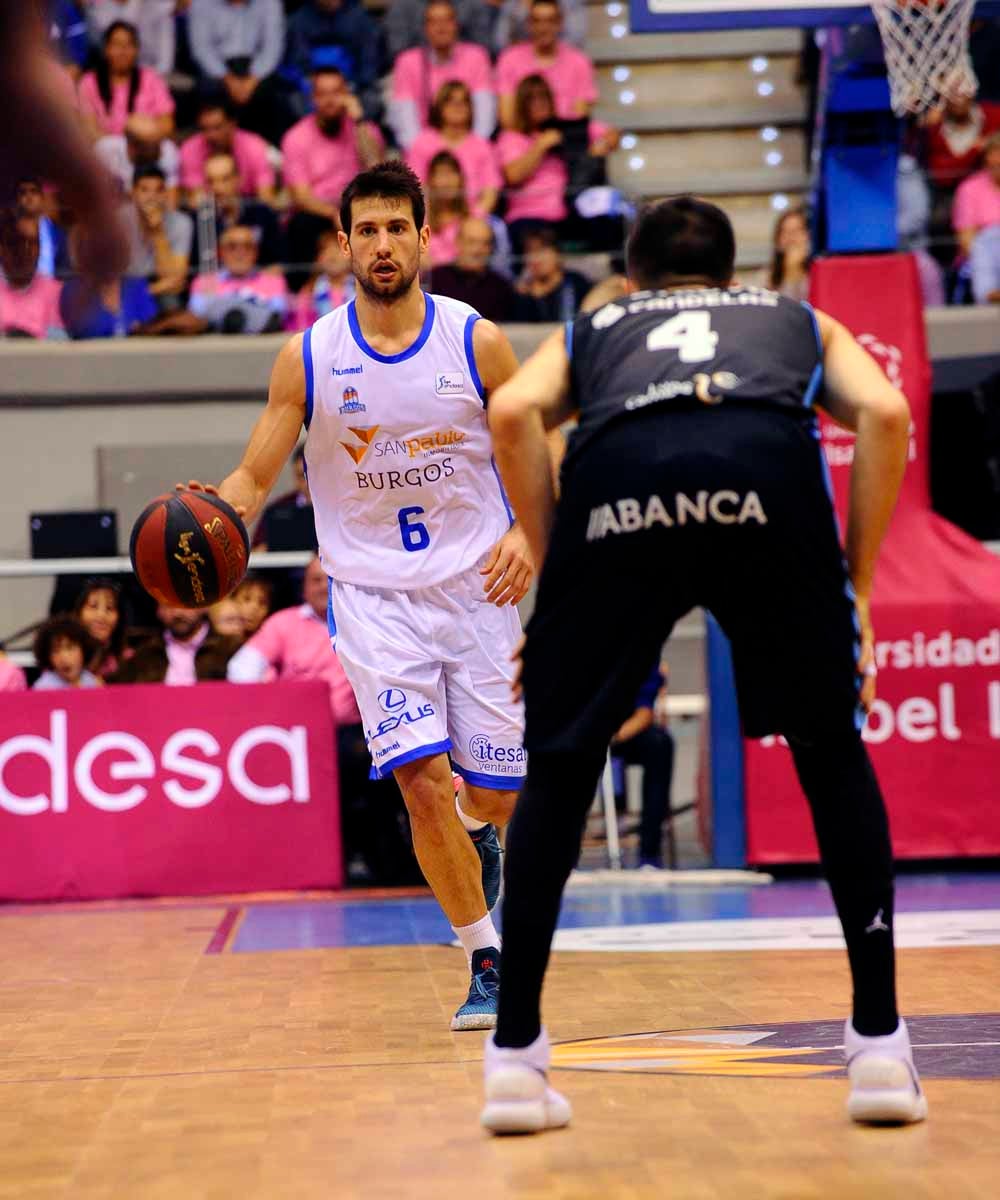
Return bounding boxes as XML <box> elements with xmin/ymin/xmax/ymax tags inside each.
<box><xmin>481</xmin><ymin>526</ymin><xmax>533</xmax><ymax>607</ymax></box>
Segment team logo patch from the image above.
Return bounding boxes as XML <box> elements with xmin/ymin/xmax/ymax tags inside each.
<box><xmin>339</xmin><ymin>425</ymin><xmax>380</xmax><ymax>465</ymax></box>
<box><xmin>339</xmin><ymin>387</ymin><xmax>366</xmax><ymax>415</ymax></box>
<box><xmin>435</xmin><ymin>371</ymin><xmax>464</xmax><ymax>394</ymax></box>
<box><xmin>550</xmin><ymin>1014</ymin><xmax>1000</xmax><ymax>1080</ymax></box>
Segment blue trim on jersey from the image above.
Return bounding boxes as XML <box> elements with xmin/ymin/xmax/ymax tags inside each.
<box><xmin>347</xmin><ymin>293</ymin><xmax>436</xmax><ymax>364</ymax></box>
<box><xmin>565</xmin><ymin>320</ymin><xmax>574</xmax><ymax>360</ymax></box>
<box><xmin>464</xmin><ymin>313</ymin><xmax>485</xmax><ymax>403</ymax></box>
<box><xmin>326</xmin><ymin>576</ymin><xmax>337</xmax><ymax>641</ymax></box>
<box><xmin>800</xmin><ymin>302</ymin><xmax>824</xmax><ymax>409</ymax></box>
<box><xmin>453</xmin><ymin>761</ymin><xmax>525</xmax><ymax>791</ymax></box>
<box><xmin>372</xmin><ymin>737</ymin><xmax>453</xmax><ymax>780</ymax></box>
<box><xmin>491</xmin><ymin>455</ymin><xmax>515</xmax><ymax>526</ymax></box>
<box><xmin>303</xmin><ymin>326</ymin><xmax>315</xmax><ymax>428</ymax></box>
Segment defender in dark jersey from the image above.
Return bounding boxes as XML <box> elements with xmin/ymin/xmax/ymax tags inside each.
<box><xmin>480</xmin><ymin>198</ymin><xmax>923</xmax><ymax>1135</ymax></box>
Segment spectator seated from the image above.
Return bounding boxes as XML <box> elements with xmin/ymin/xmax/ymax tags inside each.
<box><xmin>953</xmin><ymin>132</ymin><xmax>1000</xmax><ymax>303</ymax></box>
<box><xmin>116</xmin><ymin>606</ymin><xmax>238</xmax><ymax>684</ymax></box>
<box><xmin>78</xmin><ymin>20</ymin><xmax>175</xmax><ymax>141</ymax></box>
<box><xmin>86</xmin><ymin>0</ymin><xmax>177</xmax><ymax>77</ymax></box>
<box><xmin>0</xmin><ymin>213</ymin><xmax>64</xmax><ymax>340</ymax></box>
<box><xmin>180</xmin><ymin>99</ymin><xmax>277</xmax><ymax>205</ymax></box>
<box><xmin>281</xmin><ymin>68</ymin><xmax>384</xmax><ymax>283</ymax></box>
<box><xmin>0</xmin><ymin>654</ymin><xmax>27</xmax><ymax>693</ymax></box>
<box><xmin>492</xmin><ymin>0</ymin><xmax>586</xmax><ymax>57</ymax></box>
<box><xmin>923</xmin><ymin>86</ymin><xmax>1000</xmax><ymax>194</ymax></box>
<box><xmin>189</xmin><ymin>0</ymin><xmax>292</xmax><ymax>145</ymax></box>
<box><xmin>285</xmin><ymin>0</ymin><xmax>383</xmax><ymax>123</ymax></box>
<box><xmin>424</xmin><ymin>149</ymin><xmax>493</xmax><ymax>269</ymax></box>
<box><xmin>189</xmin><ymin>223</ymin><xmax>288</xmax><ymax>333</ymax></box>
<box><xmin>496</xmin><ymin>0</ymin><xmax>597</xmax><ymax>129</ymax></box>
<box><xmin>430</xmin><ymin>217</ymin><xmax>515</xmax><ymax>321</ymax></box>
<box><xmin>498</xmin><ymin>74</ymin><xmax>617</xmax><ymax>253</ymax></box>
<box><xmin>512</xmin><ymin>224</ymin><xmax>589</xmax><ymax>321</ymax></box>
<box><xmin>389</xmin><ymin>0</ymin><xmax>495</xmax><ymax>149</ymax></box>
<box><xmin>48</xmin><ymin>0</ymin><xmax>90</xmax><ymax>80</ymax></box>
<box><xmin>32</xmin><ymin>618</ymin><xmax>100</xmax><ymax>690</ymax></box>
<box><xmin>406</xmin><ymin>81</ymin><xmax>501</xmax><ymax>215</ymax></box>
<box><xmin>97</xmin><ymin>113</ymin><xmax>180</xmax><ymax>200</ymax></box>
<box><xmin>385</xmin><ymin>0</ymin><xmax>499</xmax><ymax>66</ymax></box>
<box><xmin>190</xmin><ymin>152</ymin><xmax>282</xmax><ymax>271</ymax></box>
<box><xmin>122</xmin><ymin>164</ymin><xmax>193</xmax><ymax>310</ymax></box>
<box><xmin>14</xmin><ymin>177</ymin><xmax>68</xmax><ymax>279</ymax></box>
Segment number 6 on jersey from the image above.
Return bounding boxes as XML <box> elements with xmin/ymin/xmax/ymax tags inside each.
<box><xmin>646</xmin><ymin>311</ymin><xmax>719</xmax><ymax>363</ymax></box>
<box><xmin>398</xmin><ymin>505</ymin><xmax>431</xmax><ymax>552</ymax></box>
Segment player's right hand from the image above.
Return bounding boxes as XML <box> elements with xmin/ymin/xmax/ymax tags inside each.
<box><xmin>175</xmin><ymin>480</ymin><xmax>248</xmax><ymax>519</ymax></box>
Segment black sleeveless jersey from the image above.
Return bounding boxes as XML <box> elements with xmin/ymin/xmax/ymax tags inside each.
<box><xmin>565</xmin><ymin>286</ymin><xmax>824</xmax><ymax>461</ymax></box>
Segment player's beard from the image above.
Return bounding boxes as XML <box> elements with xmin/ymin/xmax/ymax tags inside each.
<box><xmin>354</xmin><ymin>255</ymin><xmax>420</xmax><ymax>304</ymax></box>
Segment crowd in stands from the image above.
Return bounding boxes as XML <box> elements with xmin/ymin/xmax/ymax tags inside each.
<box><xmin>1</xmin><ymin>0</ymin><xmax>629</xmax><ymax>342</ymax></box>
<box><xmin>4</xmin><ymin>3</ymin><xmax>1000</xmax><ymax>345</ymax></box>
<box><xmin>0</xmin><ymin>530</ymin><xmax>420</xmax><ymax>881</ymax></box>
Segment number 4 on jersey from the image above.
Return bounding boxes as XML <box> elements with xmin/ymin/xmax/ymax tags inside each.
<box><xmin>646</xmin><ymin>311</ymin><xmax>718</xmax><ymax>364</ymax></box>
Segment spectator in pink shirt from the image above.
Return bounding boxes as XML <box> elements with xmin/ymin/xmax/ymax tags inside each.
<box><xmin>281</xmin><ymin>68</ymin><xmax>385</xmax><ymax>285</ymax></box>
<box><xmin>115</xmin><ymin>607</ymin><xmax>225</xmax><ymax>685</ymax></box>
<box><xmin>227</xmin><ymin>557</ymin><xmax>360</xmax><ymax>727</ymax></box>
<box><xmin>407</xmin><ymin>82</ymin><xmax>502</xmax><ymax>215</ymax></box>
<box><xmin>498</xmin><ymin>74</ymin><xmax>618</xmax><ymax>250</ymax></box>
<box><xmin>188</xmin><ymin>224</ymin><xmax>288</xmax><ymax>333</ymax></box>
<box><xmin>425</xmin><ymin>150</ymin><xmax>481</xmax><ymax>269</ymax></box>
<box><xmin>954</xmin><ymin>133</ymin><xmax>1000</xmax><ymax>304</ymax></box>
<box><xmin>0</xmin><ymin>214</ymin><xmax>64</xmax><ymax>340</ymax></box>
<box><xmin>496</xmin><ymin>0</ymin><xmax>597</xmax><ymax>130</ymax></box>
<box><xmin>78</xmin><ymin>22</ymin><xmax>174</xmax><ymax>142</ymax></box>
<box><xmin>389</xmin><ymin>0</ymin><xmax>495</xmax><ymax>149</ymax></box>
<box><xmin>0</xmin><ymin>654</ymin><xmax>27</xmax><ymax>693</ymax></box>
<box><xmin>180</xmin><ymin>100</ymin><xmax>277</xmax><ymax>206</ymax></box>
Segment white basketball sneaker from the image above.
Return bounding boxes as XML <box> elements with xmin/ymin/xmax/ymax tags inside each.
<box><xmin>481</xmin><ymin>1028</ymin><xmax>572</xmax><ymax>1135</ymax></box>
<box><xmin>844</xmin><ymin>1017</ymin><xmax>928</xmax><ymax>1125</ymax></box>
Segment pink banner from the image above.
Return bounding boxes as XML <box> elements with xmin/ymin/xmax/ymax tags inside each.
<box><xmin>745</xmin><ymin>254</ymin><xmax>1000</xmax><ymax>863</ymax></box>
<box><xmin>0</xmin><ymin>681</ymin><xmax>342</xmax><ymax>900</ymax></box>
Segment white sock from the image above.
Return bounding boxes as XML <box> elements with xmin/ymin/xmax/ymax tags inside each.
<box><xmin>455</xmin><ymin>792</ymin><xmax>488</xmax><ymax>834</ymax></box>
<box><xmin>453</xmin><ymin>912</ymin><xmax>500</xmax><ymax>962</ymax></box>
<box><xmin>486</xmin><ymin>1027</ymin><xmax>550</xmax><ymax>1074</ymax></box>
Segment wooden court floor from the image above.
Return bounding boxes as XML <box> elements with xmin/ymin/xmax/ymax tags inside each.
<box><xmin>1</xmin><ymin>896</ymin><xmax>998</xmax><ymax>1200</ymax></box>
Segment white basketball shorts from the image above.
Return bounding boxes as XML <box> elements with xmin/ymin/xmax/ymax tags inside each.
<box><xmin>327</xmin><ymin>560</ymin><xmax>526</xmax><ymax>789</ymax></box>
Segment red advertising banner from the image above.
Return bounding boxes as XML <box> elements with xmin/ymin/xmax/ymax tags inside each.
<box><xmin>0</xmin><ymin>681</ymin><xmax>342</xmax><ymax>900</ymax></box>
<box><xmin>745</xmin><ymin>254</ymin><xmax>1000</xmax><ymax>863</ymax></box>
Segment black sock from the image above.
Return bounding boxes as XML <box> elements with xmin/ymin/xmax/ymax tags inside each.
<box><xmin>495</xmin><ymin>750</ymin><xmax>606</xmax><ymax>1048</ymax></box>
<box><xmin>788</xmin><ymin>732</ymin><xmax>898</xmax><ymax>1037</ymax></box>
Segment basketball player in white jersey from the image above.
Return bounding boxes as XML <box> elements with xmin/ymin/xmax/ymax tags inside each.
<box><xmin>183</xmin><ymin>162</ymin><xmax>529</xmax><ymax>1029</ymax></box>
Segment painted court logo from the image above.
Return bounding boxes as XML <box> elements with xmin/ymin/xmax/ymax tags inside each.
<box><xmin>549</xmin><ymin>1015</ymin><xmax>1000</xmax><ymax>1081</ymax></box>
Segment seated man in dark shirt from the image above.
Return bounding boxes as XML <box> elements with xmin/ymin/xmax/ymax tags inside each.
<box><xmin>512</xmin><ymin>225</ymin><xmax>590</xmax><ymax>322</ymax></box>
<box><xmin>430</xmin><ymin>217</ymin><xmax>516</xmax><ymax>322</ymax></box>
<box><xmin>612</xmin><ymin>662</ymin><xmax>675</xmax><ymax>870</ymax></box>
<box><xmin>190</xmin><ymin>152</ymin><xmax>283</xmax><ymax>272</ymax></box>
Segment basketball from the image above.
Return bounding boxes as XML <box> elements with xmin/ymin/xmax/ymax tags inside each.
<box><xmin>129</xmin><ymin>489</ymin><xmax>249</xmax><ymax>609</ymax></box>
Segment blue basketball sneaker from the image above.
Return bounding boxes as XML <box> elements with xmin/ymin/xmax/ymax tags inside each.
<box><xmin>469</xmin><ymin>823</ymin><xmax>503</xmax><ymax>911</ymax></box>
<box><xmin>451</xmin><ymin>947</ymin><xmax>500</xmax><ymax>1031</ymax></box>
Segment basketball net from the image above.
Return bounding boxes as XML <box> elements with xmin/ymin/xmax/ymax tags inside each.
<box><xmin>871</xmin><ymin>0</ymin><xmax>978</xmax><ymax>116</ymax></box>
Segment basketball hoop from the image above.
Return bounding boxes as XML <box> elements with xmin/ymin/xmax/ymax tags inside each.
<box><xmin>871</xmin><ymin>0</ymin><xmax>978</xmax><ymax>116</ymax></box>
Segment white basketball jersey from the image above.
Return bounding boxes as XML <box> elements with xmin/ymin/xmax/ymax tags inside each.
<box><xmin>303</xmin><ymin>292</ymin><xmax>513</xmax><ymax>590</ymax></box>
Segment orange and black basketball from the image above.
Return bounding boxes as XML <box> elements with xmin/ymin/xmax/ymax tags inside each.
<box><xmin>129</xmin><ymin>489</ymin><xmax>249</xmax><ymax>609</ymax></box>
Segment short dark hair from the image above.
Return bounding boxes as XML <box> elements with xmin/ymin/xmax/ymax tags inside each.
<box><xmin>522</xmin><ymin>225</ymin><xmax>559</xmax><ymax>251</ymax></box>
<box><xmin>626</xmin><ymin>196</ymin><xmax>735</xmax><ymax>289</ymax></box>
<box><xmin>197</xmin><ymin>97</ymin><xmax>236</xmax><ymax>122</ymax></box>
<box><xmin>33</xmin><ymin>617</ymin><xmax>92</xmax><ymax>671</ymax></box>
<box><xmin>132</xmin><ymin>164</ymin><xmax>166</xmax><ymax>187</ymax></box>
<box><xmin>339</xmin><ymin>160</ymin><xmax>426</xmax><ymax>236</ymax></box>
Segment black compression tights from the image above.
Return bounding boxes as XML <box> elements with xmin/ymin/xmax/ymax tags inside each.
<box><xmin>788</xmin><ymin>731</ymin><xmax>898</xmax><ymax>1036</ymax></box>
<box><xmin>495</xmin><ymin>751</ymin><xmax>607</xmax><ymax>1048</ymax></box>
<box><xmin>495</xmin><ymin>735</ymin><xmax>898</xmax><ymax>1049</ymax></box>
